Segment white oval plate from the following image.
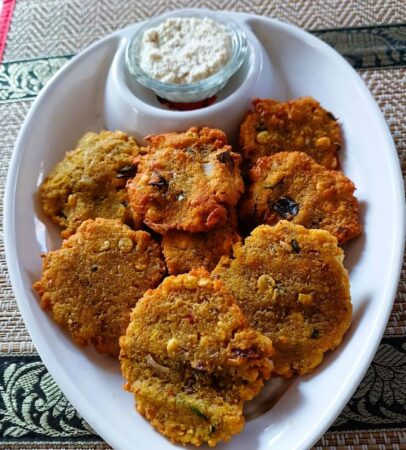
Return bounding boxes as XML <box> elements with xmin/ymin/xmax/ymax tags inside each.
<box><xmin>4</xmin><ymin>11</ymin><xmax>405</xmax><ymax>450</ymax></box>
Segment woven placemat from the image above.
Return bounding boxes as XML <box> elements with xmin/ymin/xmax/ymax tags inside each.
<box><xmin>0</xmin><ymin>0</ymin><xmax>405</xmax><ymax>448</ymax></box>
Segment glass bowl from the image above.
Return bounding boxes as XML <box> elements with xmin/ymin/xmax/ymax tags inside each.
<box><xmin>125</xmin><ymin>10</ymin><xmax>248</xmax><ymax>104</ymax></box>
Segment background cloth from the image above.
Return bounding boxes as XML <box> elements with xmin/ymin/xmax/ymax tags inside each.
<box><xmin>0</xmin><ymin>1</ymin><xmax>405</xmax><ymax>448</ymax></box>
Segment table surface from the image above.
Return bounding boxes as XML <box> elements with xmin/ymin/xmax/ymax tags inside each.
<box><xmin>0</xmin><ymin>1</ymin><xmax>405</xmax><ymax>449</ymax></box>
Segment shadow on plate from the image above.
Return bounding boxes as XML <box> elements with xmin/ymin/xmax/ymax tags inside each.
<box><xmin>244</xmin><ymin>376</ymin><xmax>296</xmax><ymax>422</ymax></box>
<box><xmin>342</xmin><ymin>199</ymin><xmax>367</xmax><ymax>274</ymax></box>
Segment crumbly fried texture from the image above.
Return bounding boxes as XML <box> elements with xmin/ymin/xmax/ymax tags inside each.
<box><xmin>33</xmin><ymin>218</ymin><xmax>165</xmax><ymax>357</ymax></box>
<box><xmin>212</xmin><ymin>222</ymin><xmax>352</xmax><ymax>377</ymax></box>
<box><xmin>127</xmin><ymin>127</ymin><xmax>244</xmax><ymax>234</ymax></box>
<box><xmin>239</xmin><ymin>152</ymin><xmax>362</xmax><ymax>244</ymax></box>
<box><xmin>120</xmin><ymin>268</ymin><xmax>273</xmax><ymax>447</ymax></box>
<box><xmin>40</xmin><ymin>130</ymin><xmax>142</xmax><ymax>238</ymax></box>
<box><xmin>162</xmin><ymin>226</ymin><xmax>241</xmax><ymax>275</ymax></box>
<box><xmin>240</xmin><ymin>97</ymin><xmax>342</xmax><ymax>169</ymax></box>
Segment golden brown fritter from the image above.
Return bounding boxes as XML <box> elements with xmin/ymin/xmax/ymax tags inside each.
<box><xmin>240</xmin><ymin>97</ymin><xmax>342</xmax><ymax>169</ymax></box>
<box><xmin>33</xmin><ymin>218</ymin><xmax>165</xmax><ymax>357</ymax></box>
<box><xmin>127</xmin><ymin>127</ymin><xmax>244</xmax><ymax>234</ymax></box>
<box><xmin>120</xmin><ymin>268</ymin><xmax>273</xmax><ymax>447</ymax></box>
<box><xmin>239</xmin><ymin>152</ymin><xmax>362</xmax><ymax>244</ymax></box>
<box><xmin>212</xmin><ymin>222</ymin><xmax>352</xmax><ymax>377</ymax></box>
<box><xmin>40</xmin><ymin>130</ymin><xmax>142</xmax><ymax>238</ymax></box>
<box><xmin>162</xmin><ymin>225</ymin><xmax>241</xmax><ymax>275</ymax></box>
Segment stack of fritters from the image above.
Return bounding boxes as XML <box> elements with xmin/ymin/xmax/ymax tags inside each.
<box><xmin>239</xmin><ymin>97</ymin><xmax>362</xmax><ymax>242</ymax></box>
<box><xmin>34</xmin><ymin>96</ymin><xmax>362</xmax><ymax>447</ymax></box>
<box><xmin>127</xmin><ymin>126</ymin><xmax>244</xmax><ymax>274</ymax></box>
<box><xmin>120</xmin><ymin>268</ymin><xmax>273</xmax><ymax>446</ymax></box>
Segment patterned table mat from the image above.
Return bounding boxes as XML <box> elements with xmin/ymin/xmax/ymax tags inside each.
<box><xmin>1</xmin><ymin>1</ymin><xmax>405</xmax><ymax>449</ymax></box>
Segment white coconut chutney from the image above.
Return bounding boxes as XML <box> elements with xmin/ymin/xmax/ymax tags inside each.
<box><xmin>139</xmin><ymin>17</ymin><xmax>232</xmax><ymax>84</ymax></box>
